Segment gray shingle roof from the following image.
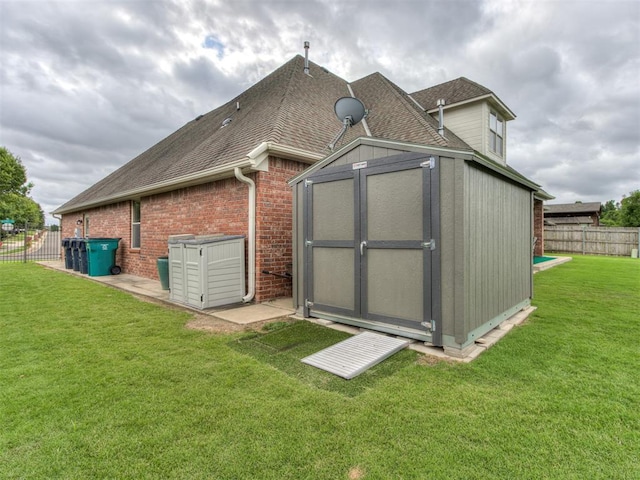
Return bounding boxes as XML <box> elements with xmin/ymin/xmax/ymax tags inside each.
<box><xmin>545</xmin><ymin>202</ymin><xmax>602</xmax><ymax>215</ymax></box>
<box><xmin>55</xmin><ymin>56</ymin><xmax>477</xmax><ymax>213</ymax></box>
<box><xmin>411</xmin><ymin>77</ymin><xmax>515</xmax><ymax>120</ymax></box>
<box><xmin>351</xmin><ymin>73</ymin><xmax>470</xmax><ymax>151</ymax></box>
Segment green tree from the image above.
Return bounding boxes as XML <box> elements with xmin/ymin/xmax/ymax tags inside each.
<box><xmin>600</xmin><ymin>199</ymin><xmax>621</xmax><ymax>226</ymax></box>
<box><xmin>0</xmin><ymin>146</ymin><xmax>43</xmax><ymax>228</ymax></box>
<box><xmin>0</xmin><ymin>147</ymin><xmax>32</xmax><ymax>196</ymax></box>
<box><xmin>0</xmin><ymin>193</ymin><xmax>44</xmax><ymax>227</ymax></box>
<box><xmin>619</xmin><ymin>190</ymin><xmax>640</xmax><ymax>227</ymax></box>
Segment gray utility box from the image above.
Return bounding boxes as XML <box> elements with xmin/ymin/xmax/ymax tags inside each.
<box><xmin>168</xmin><ymin>235</ymin><xmax>245</xmax><ymax>309</ymax></box>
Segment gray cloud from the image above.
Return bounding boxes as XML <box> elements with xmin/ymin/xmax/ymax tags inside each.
<box><xmin>1</xmin><ymin>0</ymin><xmax>638</xmax><ymax>223</ymax></box>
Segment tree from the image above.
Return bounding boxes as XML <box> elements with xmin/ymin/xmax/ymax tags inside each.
<box><xmin>600</xmin><ymin>199</ymin><xmax>621</xmax><ymax>226</ymax></box>
<box><xmin>0</xmin><ymin>147</ymin><xmax>32</xmax><ymax>196</ymax></box>
<box><xmin>0</xmin><ymin>146</ymin><xmax>43</xmax><ymax>228</ymax></box>
<box><xmin>619</xmin><ymin>190</ymin><xmax>640</xmax><ymax>227</ymax></box>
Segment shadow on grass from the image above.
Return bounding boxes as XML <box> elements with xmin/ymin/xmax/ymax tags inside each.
<box><xmin>229</xmin><ymin>321</ymin><xmax>418</xmax><ymax>397</ymax></box>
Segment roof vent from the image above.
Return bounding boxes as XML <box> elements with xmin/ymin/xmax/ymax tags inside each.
<box><xmin>303</xmin><ymin>41</ymin><xmax>311</xmax><ymax>76</ymax></box>
<box><xmin>328</xmin><ymin>97</ymin><xmax>367</xmax><ymax>151</ymax></box>
<box><xmin>221</xmin><ymin>117</ymin><xmax>232</xmax><ymax>128</ymax></box>
<box><xmin>437</xmin><ymin>98</ymin><xmax>445</xmax><ymax>137</ymax></box>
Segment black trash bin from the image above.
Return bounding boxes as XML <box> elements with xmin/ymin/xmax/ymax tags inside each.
<box><xmin>71</xmin><ymin>238</ymin><xmax>81</xmax><ymax>271</ymax></box>
<box><xmin>78</xmin><ymin>239</ymin><xmax>88</xmax><ymax>274</ymax></box>
<box><xmin>61</xmin><ymin>238</ymin><xmax>73</xmax><ymax>269</ymax></box>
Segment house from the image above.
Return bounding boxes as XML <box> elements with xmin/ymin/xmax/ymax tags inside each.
<box><xmin>411</xmin><ymin>77</ymin><xmax>553</xmax><ymax>257</ymax></box>
<box><xmin>54</xmin><ymin>52</ymin><xmax>550</xmax><ymax>336</ymax></box>
<box><xmin>545</xmin><ymin>202</ymin><xmax>602</xmax><ymax>226</ymax></box>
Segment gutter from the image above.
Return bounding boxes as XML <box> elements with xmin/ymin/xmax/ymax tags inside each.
<box><xmin>234</xmin><ymin>167</ymin><xmax>256</xmax><ymax>303</ymax></box>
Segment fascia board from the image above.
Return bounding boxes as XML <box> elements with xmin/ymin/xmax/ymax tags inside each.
<box><xmin>288</xmin><ymin>137</ymin><xmax>475</xmax><ymax>186</ymax></box>
<box><xmin>54</xmin><ymin>141</ymin><xmax>325</xmax><ymax>214</ymax></box>
<box><xmin>427</xmin><ymin>94</ymin><xmax>516</xmax><ymax>120</ymax></box>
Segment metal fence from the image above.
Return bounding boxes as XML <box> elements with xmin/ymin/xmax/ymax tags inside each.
<box><xmin>545</xmin><ymin>225</ymin><xmax>640</xmax><ymax>257</ymax></box>
<box><xmin>0</xmin><ymin>223</ymin><xmax>62</xmax><ymax>263</ymax></box>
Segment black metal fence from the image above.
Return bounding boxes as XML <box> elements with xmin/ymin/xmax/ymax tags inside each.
<box><xmin>0</xmin><ymin>222</ymin><xmax>62</xmax><ymax>263</ymax></box>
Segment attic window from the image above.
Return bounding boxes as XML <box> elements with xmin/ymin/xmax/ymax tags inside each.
<box><xmin>221</xmin><ymin>117</ymin><xmax>232</xmax><ymax>128</ymax></box>
<box><xmin>489</xmin><ymin>111</ymin><xmax>504</xmax><ymax>156</ymax></box>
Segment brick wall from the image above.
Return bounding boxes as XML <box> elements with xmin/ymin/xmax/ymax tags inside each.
<box><xmin>533</xmin><ymin>199</ymin><xmax>544</xmax><ymax>256</ymax></box>
<box><xmin>255</xmin><ymin>157</ymin><xmax>307</xmax><ymax>300</ymax></box>
<box><xmin>60</xmin><ymin>156</ymin><xmax>308</xmax><ymax>303</ymax></box>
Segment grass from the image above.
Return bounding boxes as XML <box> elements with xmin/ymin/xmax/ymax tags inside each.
<box><xmin>230</xmin><ymin>321</ymin><xmax>418</xmax><ymax>397</ymax></box>
<box><xmin>1</xmin><ymin>257</ymin><xmax>639</xmax><ymax>479</ymax></box>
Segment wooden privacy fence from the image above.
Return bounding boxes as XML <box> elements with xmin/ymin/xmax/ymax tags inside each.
<box><xmin>545</xmin><ymin>226</ymin><xmax>640</xmax><ymax>256</ymax></box>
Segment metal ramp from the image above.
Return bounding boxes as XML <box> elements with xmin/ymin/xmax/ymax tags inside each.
<box><xmin>301</xmin><ymin>331</ymin><xmax>411</xmax><ymax>379</ymax></box>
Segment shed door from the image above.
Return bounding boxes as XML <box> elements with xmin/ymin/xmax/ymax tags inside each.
<box><xmin>304</xmin><ymin>153</ymin><xmax>438</xmax><ymax>338</ymax></box>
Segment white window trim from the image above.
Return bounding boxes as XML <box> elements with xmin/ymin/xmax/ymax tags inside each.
<box><xmin>489</xmin><ymin>110</ymin><xmax>504</xmax><ymax>157</ymax></box>
<box><xmin>131</xmin><ymin>200</ymin><xmax>141</xmax><ymax>249</ymax></box>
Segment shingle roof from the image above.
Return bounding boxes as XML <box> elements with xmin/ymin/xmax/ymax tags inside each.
<box><xmin>351</xmin><ymin>73</ymin><xmax>470</xmax><ymax>151</ymax></box>
<box><xmin>410</xmin><ymin>77</ymin><xmax>515</xmax><ymax>120</ymax></box>
<box><xmin>545</xmin><ymin>202</ymin><xmax>602</xmax><ymax>215</ymax></box>
<box><xmin>55</xmin><ymin>56</ymin><xmax>476</xmax><ymax>213</ymax></box>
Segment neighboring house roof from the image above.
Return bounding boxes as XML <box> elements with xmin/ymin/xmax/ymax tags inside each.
<box><xmin>545</xmin><ymin>202</ymin><xmax>602</xmax><ymax>215</ymax></box>
<box><xmin>410</xmin><ymin>77</ymin><xmax>516</xmax><ymax>120</ymax></box>
<box><xmin>54</xmin><ymin>55</ymin><xmax>475</xmax><ymax>214</ymax></box>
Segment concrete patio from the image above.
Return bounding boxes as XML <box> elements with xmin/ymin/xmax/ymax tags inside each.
<box><xmin>38</xmin><ymin>260</ymin><xmax>297</xmax><ymax>324</ymax></box>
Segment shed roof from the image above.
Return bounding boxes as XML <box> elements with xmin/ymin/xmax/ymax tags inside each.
<box><xmin>410</xmin><ymin>77</ymin><xmax>516</xmax><ymax>120</ymax></box>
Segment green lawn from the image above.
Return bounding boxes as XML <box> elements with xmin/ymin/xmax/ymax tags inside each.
<box><xmin>1</xmin><ymin>257</ymin><xmax>639</xmax><ymax>479</ymax></box>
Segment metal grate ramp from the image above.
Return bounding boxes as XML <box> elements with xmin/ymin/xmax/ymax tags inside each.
<box><xmin>301</xmin><ymin>331</ymin><xmax>411</xmax><ymax>379</ymax></box>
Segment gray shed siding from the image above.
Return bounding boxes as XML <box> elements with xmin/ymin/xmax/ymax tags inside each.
<box><xmin>460</xmin><ymin>163</ymin><xmax>532</xmax><ymax>345</ymax></box>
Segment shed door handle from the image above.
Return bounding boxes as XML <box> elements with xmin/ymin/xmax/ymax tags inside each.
<box><xmin>360</xmin><ymin>241</ymin><xmax>367</xmax><ymax>255</ymax></box>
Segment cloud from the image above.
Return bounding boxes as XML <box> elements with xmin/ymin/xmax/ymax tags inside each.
<box><xmin>0</xmin><ymin>0</ymin><xmax>638</xmax><ymax>223</ymax></box>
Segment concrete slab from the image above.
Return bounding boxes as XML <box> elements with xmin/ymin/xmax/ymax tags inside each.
<box><xmin>212</xmin><ymin>303</ymin><xmax>295</xmax><ymax>324</ymax></box>
<box><xmin>533</xmin><ymin>256</ymin><xmax>572</xmax><ymax>273</ymax></box>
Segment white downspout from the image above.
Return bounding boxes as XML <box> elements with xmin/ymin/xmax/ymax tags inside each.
<box><xmin>234</xmin><ymin>167</ymin><xmax>256</xmax><ymax>303</ymax></box>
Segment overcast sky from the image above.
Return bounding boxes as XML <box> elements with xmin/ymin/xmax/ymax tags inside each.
<box><xmin>1</xmin><ymin>0</ymin><xmax>638</xmax><ymax>224</ymax></box>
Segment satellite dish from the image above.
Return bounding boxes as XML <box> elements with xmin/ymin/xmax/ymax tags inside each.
<box><xmin>334</xmin><ymin>97</ymin><xmax>366</xmax><ymax>126</ymax></box>
<box><xmin>329</xmin><ymin>97</ymin><xmax>367</xmax><ymax>150</ymax></box>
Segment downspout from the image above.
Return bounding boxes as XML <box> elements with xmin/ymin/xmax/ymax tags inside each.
<box><xmin>234</xmin><ymin>167</ymin><xmax>256</xmax><ymax>303</ymax></box>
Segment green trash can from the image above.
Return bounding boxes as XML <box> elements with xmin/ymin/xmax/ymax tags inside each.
<box><xmin>86</xmin><ymin>238</ymin><xmax>121</xmax><ymax>276</ymax></box>
<box><xmin>157</xmin><ymin>256</ymin><xmax>170</xmax><ymax>290</ymax></box>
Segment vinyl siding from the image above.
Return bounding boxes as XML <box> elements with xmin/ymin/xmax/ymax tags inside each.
<box><xmin>439</xmin><ymin>103</ymin><xmax>484</xmax><ymax>152</ymax></box>
<box><xmin>463</xmin><ymin>163</ymin><xmax>532</xmax><ymax>339</ymax></box>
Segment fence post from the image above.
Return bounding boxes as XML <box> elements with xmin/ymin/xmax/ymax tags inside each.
<box><xmin>23</xmin><ymin>222</ymin><xmax>28</xmax><ymax>263</ymax></box>
<box><xmin>582</xmin><ymin>225</ymin><xmax>586</xmax><ymax>255</ymax></box>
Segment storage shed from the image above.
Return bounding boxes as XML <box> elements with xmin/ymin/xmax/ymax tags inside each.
<box><xmin>168</xmin><ymin>235</ymin><xmax>245</xmax><ymax>309</ymax></box>
<box><xmin>290</xmin><ymin>138</ymin><xmax>538</xmax><ymax>357</ymax></box>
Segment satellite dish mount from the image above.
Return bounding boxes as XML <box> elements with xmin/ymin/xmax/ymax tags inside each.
<box><xmin>328</xmin><ymin>97</ymin><xmax>367</xmax><ymax>151</ymax></box>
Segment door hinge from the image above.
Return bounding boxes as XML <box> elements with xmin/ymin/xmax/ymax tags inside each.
<box><xmin>304</xmin><ymin>179</ymin><xmax>313</xmax><ymax>187</ymax></box>
<box><xmin>422</xmin><ymin>239</ymin><xmax>436</xmax><ymax>250</ymax></box>
<box><xmin>421</xmin><ymin>319</ymin><xmax>436</xmax><ymax>331</ymax></box>
<box><xmin>421</xmin><ymin>156</ymin><xmax>436</xmax><ymax>169</ymax></box>
<box><xmin>305</xmin><ymin>299</ymin><xmax>314</xmax><ymax>308</ymax></box>
<box><xmin>305</xmin><ymin>240</ymin><xmax>313</xmax><ymax>247</ymax></box>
